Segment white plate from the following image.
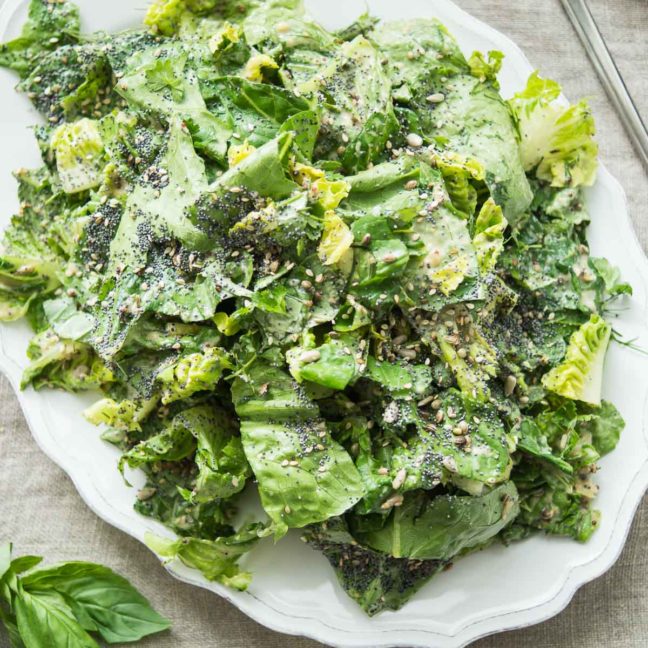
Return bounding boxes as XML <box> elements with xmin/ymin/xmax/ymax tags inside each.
<box><xmin>1</xmin><ymin>1</ymin><xmax>647</xmax><ymax>646</ymax></box>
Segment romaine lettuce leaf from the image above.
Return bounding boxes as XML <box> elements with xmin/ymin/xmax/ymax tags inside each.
<box><xmin>509</xmin><ymin>72</ymin><xmax>598</xmax><ymax>187</ymax></box>
<box><xmin>433</xmin><ymin>151</ymin><xmax>484</xmax><ymax>220</ymax></box>
<box><xmin>373</xmin><ymin>19</ymin><xmax>531</xmax><ymax>221</ymax></box>
<box><xmin>434</xmin><ymin>306</ymin><xmax>499</xmax><ymax>402</ymax></box>
<box><xmin>542</xmin><ymin>315</ymin><xmax>611</xmax><ymax>405</ymax></box>
<box><xmin>109</xmin><ymin>118</ymin><xmax>211</xmax><ymax>270</ymax></box>
<box><xmin>134</xmin><ymin>463</ymin><xmax>235</xmax><ymax>539</ymax></box>
<box><xmin>20</xmin><ymin>330</ymin><xmax>112</xmax><ymax>392</ymax></box>
<box><xmin>391</xmin><ymin>390</ymin><xmax>514</xmax><ymax>495</ymax></box>
<box><xmin>189</xmin><ymin>408</ymin><xmax>251</xmax><ymax>502</ymax></box>
<box><xmin>372</xmin><ymin>19</ymin><xmax>468</xmax><ymax>89</ymax></box>
<box><xmin>0</xmin><ymin>256</ymin><xmax>59</xmax><ymax>324</ymax></box>
<box><xmin>208</xmin><ymin>132</ymin><xmax>298</xmax><ymax>201</ymax></box>
<box><xmin>51</xmin><ymin>119</ymin><xmax>105</xmax><ymax>194</ymax></box>
<box><xmin>84</xmin><ymin>396</ymin><xmax>157</xmax><ymax>432</ymax></box>
<box><xmin>287</xmin><ymin>332</ymin><xmax>366</xmax><ymax>391</ymax></box>
<box><xmin>119</xmin><ymin>408</ymin><xmax>199</xmax><ymax>473</ymax></box>
<box><xmin>353</xmin><ymin>482</ymin><xmax>519</xmax><ymax>560</ymax></box>
<box><xmin>0</xmin><ymin>0</ymin><xmax>80</xmax><ymax>78</ymax></box>
<box><xmin>426</xmin><ymin>75</ymin><xmax>533</xmax><ymax>221</ymax></box>
<box><xmin>232</xmin><ymin>362</ymin><xmax>364</xmax><ymax>537</ymax></box>
<box><xmin>472</xmin><ymin>198</ymin><xmax>507</xmax><ymax>273</ymax></box>
<box><xmin>409</xmin><ymin>204</ymin><xmax>480</xmax><ymax>299</ymax></box>
<box><xmin>243</xmin><ymin>0</ymin><xmax>334</xmax><ymax>58</ymax></box>
<box><xmin>117</xmin><ymin>45</ymin><xmax>232</xmax><ymax>161</ymax></box>
<box><xmin>318</xmin><ymin>212</ymin><xmax>353</xmax><ymax>267</ymax></box>
<box><xmin>297</xmin><ymin>36</ymin><xmax>398</xmax><ymax>172</ymax></box>
<box><xmin>508</xmin><ymin>478</ymin><xmax>600</xmax><ymax>543</ymax></box>
<box><xmin>517</xmin><ymin>401</ymin><xmax>600</xmax><ymax>474</ymax></box>
<box><xmin>202</xmin><ymin>76</ymin><xmax>312</xmax><ymax>153</ymax></box>
<box><xmin>156</xmin><ymin>347</ymin><xmax>232</xmax><ymax>403</ymax></box>
<box><xmin>146</xmin><ymin>523</ymin><xmax>264</xmax><ymax>590</ymax></box>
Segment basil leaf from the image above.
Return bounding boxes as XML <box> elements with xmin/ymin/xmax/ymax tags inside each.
<box><xmin>1</xmin><ymin>553</ymin><xmax>44</xmax><ymax>601</ymax></box>
<box><xmin>0</xmin><ymin>604</ymin><xmax>25</xmax><ymax>648</ymax></box>
<box><xmin>14</xmin><ymin>589</ymin><xmax>98</xmax><ymax>648</ymax></box>
<box><xmin>9</xmin><ymin>556</ymin><xmax>43</xmax><ymax>575</ymax></box>
<box><xmin>21</xmin><ymin>562</ymin><xmax>170</xmax><ymax>644</ymax></box>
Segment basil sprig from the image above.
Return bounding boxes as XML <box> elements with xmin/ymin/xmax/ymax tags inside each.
<box><xmin>0</xmin><ymin>543</ymin><xmax>170</xmax><ymax>647</ymax></box>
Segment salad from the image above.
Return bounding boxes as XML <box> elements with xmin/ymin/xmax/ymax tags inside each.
<box><xmin>0</xmin><ymin>0</ymin><xmax>631</xmax><ymax>616</ymax></box>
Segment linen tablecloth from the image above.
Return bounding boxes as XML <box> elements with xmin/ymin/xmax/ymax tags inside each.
<box><xmin>1</xmin><ymin>0</ymin><xmax>647</xmax><ymax>645</ymax></box>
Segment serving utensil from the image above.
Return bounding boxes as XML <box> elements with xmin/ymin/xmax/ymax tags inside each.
<box><xmin>560</xmin><ymin>0</ymin><xmax>648</xmax><ymax>169</ymax></box>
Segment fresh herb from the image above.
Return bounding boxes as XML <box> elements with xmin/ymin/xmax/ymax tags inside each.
<box><xmin>145</xmin><ymin>58</ymin><xmax>186</xmax><ymax>102</ymax></box>
<box><xmin>0</xmin><ymin>543</ymin><xmax>170</xmax><ymax>647</ymax></box>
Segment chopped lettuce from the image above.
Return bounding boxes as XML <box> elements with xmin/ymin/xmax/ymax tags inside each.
<box><xmin>318</xmin><ymin>212</ymin><xmax>353</xmax><ymax>267</ymax></box>
<box><xmin>51</xmin><ymin>119</ymin><xmax>105</xmax><ymax>194</ymax></box>
<box><xmin>0</xmin><ymin>0</ymin><xmax>627</xmax><ymax>615</ymax></box>
<box><xmin>353</xmin><ymin>482</ymin><xmax>519</xmax><ymax>560</ymax></box>
<box><xmin>297</xmin><ymin>36</ymin><xmax>398</xmax><ymax>172</ymax></box>
<box><xmin>509</xmin><ymin>72</ymin><xmax>598</xmax><ymax>187</ymax></box>
<box><xmin>144</xmin><ymin>1</ymin><xmax>184</xmax><ymax>35</ymax></box>
<box><xmin>0</xmin><ymin>0</ymin><xmax>80</xmax><ymax>78</ymax></box>
<box><xmin>472</xmin><ymin>198</ymin><xmax>508</xmax><ymax>273</ymax></box>
<box><xmin>156</xmin><ymin>347</ymin><xmax>232</xmax><ymax>403</ymax></box>
<box><xmin>145</xmin><ymin>524</ymin><xmax>263</xmax><ymax>590</ymax></box>
<box><xmin>542</xmin><ymin>315</ymin><xmax>612</xmax><ymax>406</ymax></box>
<box><xmin>232</xmin><ymin>363</ymin><xmax>364</xmax><ymax>537</ymax></box>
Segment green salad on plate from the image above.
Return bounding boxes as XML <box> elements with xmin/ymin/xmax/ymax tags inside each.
<box><xmin>0</xmin><ymin>0</ymin><xmax>631</xmax><ymax>616</ymax></box>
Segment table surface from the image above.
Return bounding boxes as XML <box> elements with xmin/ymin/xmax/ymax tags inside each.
<box><xmin>1</xmin><ymin>0</ymin><xmax>647</xmax><ymax>646</ymax></box>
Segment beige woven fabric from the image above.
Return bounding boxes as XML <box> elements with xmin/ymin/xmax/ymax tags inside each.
<box><xmin>1</xmin><ymin>0</ymin><xmax>647</xmax><ymax>646</ymax></box>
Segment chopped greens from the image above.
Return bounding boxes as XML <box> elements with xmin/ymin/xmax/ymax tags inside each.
<box><xmin>0</xmin><ymin>0</ymin><xmax>627</xmax><ymax>617</ymax></box>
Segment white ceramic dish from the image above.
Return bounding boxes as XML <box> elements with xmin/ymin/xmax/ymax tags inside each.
<box><xmin>1</xmin><ymin>1</ymin><xmax>647</xmax><ymax>646</ymax></box>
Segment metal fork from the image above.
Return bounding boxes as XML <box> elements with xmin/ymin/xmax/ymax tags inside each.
<box><xmin>560</xmin><ymin>0</ymin><xmax>648</xmax><ymax>169</ymax></box>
